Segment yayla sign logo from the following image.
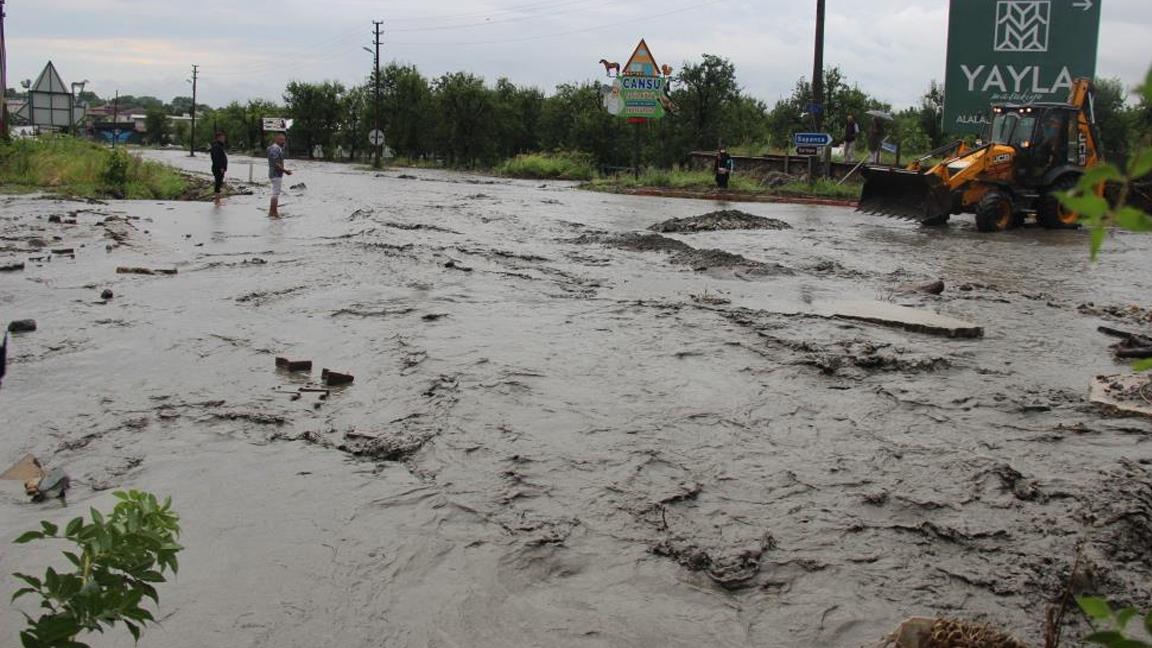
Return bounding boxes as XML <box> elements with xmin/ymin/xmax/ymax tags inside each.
<box><xmin>994</xmin><ymin>0</ymin><xmax>1051</xmax><ymax>52</ymax></box>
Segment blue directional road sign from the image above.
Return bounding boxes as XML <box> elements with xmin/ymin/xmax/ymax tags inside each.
<box><xmin>794</xmin><ymin>132</ymin><xmax>833</xmax><ymax>147</ymax></box>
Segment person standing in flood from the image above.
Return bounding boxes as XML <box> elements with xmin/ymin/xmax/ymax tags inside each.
<box><xmin>714</xmin><ymin>148</ymin><xmax>734</xmax><ymax>189</ymax></box>
<box><xmin>210</xmin><ymin>131</ymin><xmax>228</xmax><ymax>206</ymax></box>
<box><xmin>267</xmin><ymin>133</ymin><xmax>292</xmax><ymax>219</ymax></box>
<box><xmin>868</xmin><ymin>117</ymin><xmax>886</xmax><ymax>164</ymax></box>
<box><xmin>842</xmin><ymin>115</ymin><xmax>860</xmax><ymax>163</ymax></box>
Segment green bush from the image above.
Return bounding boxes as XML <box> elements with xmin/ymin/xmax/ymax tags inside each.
<box><xmin>11</xmin><ymin>490</ymin><xmax>183</xmax><ymax>647</ymax></box>
<box><xmin>496</xmin><ymin>152</ymin><xmax>595</xmax><ymax>181</ymax></box>
<box><xmin>0</xmin><ymin>136</ymin><xmax>187</xmax><ymax>199</ymax></box>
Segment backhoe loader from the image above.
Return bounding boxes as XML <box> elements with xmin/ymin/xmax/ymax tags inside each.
<box><xmin>858</xmin><ymin>78</ymin><xmax>1102</xmax><ymax>232</ymax></box>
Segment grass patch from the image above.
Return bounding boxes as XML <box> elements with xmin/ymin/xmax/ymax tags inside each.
<box><xmin>0</xmin><ymin>136</ymin><xmax>188</xmax><ymax>199</ymax></box>
<box><xmin>584</xmin><ymin>169</ymin><xmax>861</xmax><ymax>201</ymax></box>
<box><xmin>496</xmin><ymin>152</ymin><xmax>595</xmax><ymax>181</ymax></box>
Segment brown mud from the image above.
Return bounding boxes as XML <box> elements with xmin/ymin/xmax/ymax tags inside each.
<box><xmin>2</xmin><ymin>151</ymin><xmax>1151</xmax><ymax>648</ymax></box>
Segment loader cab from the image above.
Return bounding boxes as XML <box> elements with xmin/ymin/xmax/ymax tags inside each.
<box><xmin>987</xmin><ymin>104</ymin><xmax>1079</xmax><ymax>186</ymax></box>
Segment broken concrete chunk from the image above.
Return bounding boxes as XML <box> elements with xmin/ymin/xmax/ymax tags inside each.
<box><xmin>321</xmin><ymin>369</ymin><xmax>355</xmax><ymax>386</ymax></box>
<box><xmin>275</xmin><ymin>357</ymin><xmax>313</xmax><ymax>372</ymax></box>
<box><xmin>833</xmin><ymin>302</ymin><xmax>983</xmax><ymax>339</ymax></box>
<box><xmin>100</xmin><ymin>288</ymin><xmax>114</xmax><ymax>300</ymax></box>
<box><xmin>116</xmin><ymin>266</ymin><xmax>178</xmax><ymax>276</ymax></box>
<box><xmin>1090</xmin><ymin>374</ymin><xmax>1152</xmax><ymax>418</ymax></box>
<box><xmin>8</xmin><ymin>319</ymin><xmax>37</xmax><ymax>333</ymax></box>
<box><xmin>896</xmin><ymin>279</ymin><xmax>945</xmax><ymax>295</ymax></box>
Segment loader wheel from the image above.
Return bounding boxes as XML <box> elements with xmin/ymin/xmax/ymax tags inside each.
<box><xmin>1038</xmin><ymin>175</ymin><xmax>1081</xmax><ymax>229</ymax></box>
<box><xmin>975</xmin><ymin>192</ymin><xmax>1015</xmax><ymax>233</ymax></box>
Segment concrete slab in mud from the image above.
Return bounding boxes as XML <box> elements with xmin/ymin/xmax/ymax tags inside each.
<box><xmin>832</xmin><ymin>301</ymin><xmax>985</xmax><ymax>338</ymax></box>
<box><xmin>1090</xmin><ymin>374</ymin><xmax>1152</xmax><ymax>417</ymax></box>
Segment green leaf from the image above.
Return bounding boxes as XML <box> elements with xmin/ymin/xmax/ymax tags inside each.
<box><xmin>65</xmin><ymin>517</ymin><xmax>84</xmax><ymax>537</ymax></box>
<box><xmin>14</xmin><ymin>531</ymin><xmax>44</xmax><ymax>544</ymax></box>
<box><xmin>1082</xmin><ymin>164</ymin><xmax>1124</xmax><ymax>185</ymax></box>
<box><xmin>90</xmin><ymin>508</ymin><xmax>104</xmax><ymax>526</ymax></box>
<box><xmin>11</xmin><ymin>588</ymin><xmax>37</xmax><ymax>603</ymax></box>
<box><xmin>1129</xmin><ymin>148</ymin><xmax>1152</xmax><ymax>180</ymax></box>
<box><xmin>14</xmin><ymin>573</ymin><xmax>43</xmax><ymax>589</ymax></box>
<box><xmin>1079</xmin><ymin>597</ymin><xmax>1113</xmax><ymax>620</ymax></box>
<box><xmin>1061</xmin><ymin>192</ymin><xmax>1110</xmax><ymax>217</ymax></box>
<box><xmin>1143</xmin><ymin>66</ymin><xmax>1152</xmax><ymax>105</ymax></box>
<box><xmin>1115</xmin><ymin>207</ymin><xmax>1152</xmax><ymax>232</ymax></box>
<box><xmin>1134</xmin><ymin>358</ymin><xmax>1152</xmax><ymax>372</ymax></box>
<box><xmin>1116</xmin><ymin>608</ymin><xmax>1140</xmax><ymax>630</ymax></box>
<box><xmin>125</xmin><ymin>620</ymin><xmax>141</xmax><ymax>642</ymax></box>
<box><xmin>1084</xmin><ymin>630</ymin><xmax>1125</xmax><ymax>646</ymax></box>
<box><xmin>1090</xmin><ymin>226</ymin><xmax>1107</xmax><ymax>261</ymax></box>
<box><xmin>40</xmin><ymin>521</ymin><xmax>59</xmax><ymax>536</ymax></box>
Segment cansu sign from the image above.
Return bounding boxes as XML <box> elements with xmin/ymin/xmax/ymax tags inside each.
<box><xmin>943</xmin><ymin>0</ymin><xmax>1101</xmax><ymax>134</ymax></box>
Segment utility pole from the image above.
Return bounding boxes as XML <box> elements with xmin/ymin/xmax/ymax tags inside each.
<box><xmin>0</xmin><ymin>0</ymin><xmax>8</xmax><ymax>139</ymax></box>
<box><xmin>372</xmin><ymin>21</ymin><xmax>383</xmax><ymax>168</ymax></box>
<box><xmin>189</xmin><ymin>64</ymin><xmax>199</xmax><ymax>157</ymax></box>
<box><xmin>811</xmin><ymin>0</ymin><xmax>826</xmax><ymax>133</ymax></box>
<box><xmin>112</xmin><ymin>90</ymin><xmax>120</xmax><ymax>148</ymax></box>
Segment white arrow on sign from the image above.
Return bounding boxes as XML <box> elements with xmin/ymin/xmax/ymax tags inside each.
<box><xmin>1073</xmin><ymin>0</ymin><xmax>1092</xmax><ymax>11</ymax></box>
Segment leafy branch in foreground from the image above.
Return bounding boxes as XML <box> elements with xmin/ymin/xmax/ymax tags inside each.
<box><xmin>1059</xmin><ymin>66</ymin><xmax>1152</xmax><ymax>372</ymax></box>
<box><xmin>11</xmin><ymin>490</ymin><xmax>183</xmax><ymax>648</ymax></box>
<box><xmin>1077</xmin><ymin>597</ymin><xmax>1152</xmax><ymax>648</ymax></box>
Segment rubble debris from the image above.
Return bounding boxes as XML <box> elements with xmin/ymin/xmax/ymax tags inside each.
<box><xmin>337</xmin><ymin>430</ymin><xmax>429</xmax><ymax>461</ymax></box>
<box><xmin>1090</xmin><ymin>374</ymin><xmax>1152</xmax><ymax>418</ymax></box>
<box><xmin>1098</xmin><ymin>325</ymin><xmax>1152</xmax><ymax>360</ymax></box>
<box><xmin>896</xmin><ymin>279</ymin><xmax>945</xmax><ymax>296</ymax></box>
<box><xmin>573</xmin><ymin>231</ymin><xmax>691</xmax><ymax>253</ymax></box>
<box><xmin>886</xmin><ymin>617</ymin><xmax>1028</xmax><ymax>648</ymax></box>
<box><xmin>290</xmin><ymin>182</ymin><xmax>307</xmax><ymax>190</ymax></box>
<box><xmin>1079</xmin><ymin>302</ymin><xmax>1152</xmax><ymax>325</ymax></box>
<box><xmin>275</xmin><ymin>357</ymin><xmax>313</xmax><ymax>372</ymax></box>
<box><xmin>100</xmin><ymin>288</ymin><xmax>114</xmax><ymax>300</ymax></box>
<box><xmin>8</xmin><ymin>319</ymin><xmax>37</xmax><ymax>333</ymax></box>
<box><xmin>52</xmin><ymin>248</ymin><xmax>75</xmax><ymax>255</ymax></box>
<box><xmin>648</xmin><ymin>210</ymin><xmax>792</xmax><ymax>233</ymax></box>
<box><xmin>322</xmin><ymin>369</ymin><xmax>355</xmax><ymax>386</ymax></box>
<box><xmin>833</xmin><ymin>302</ymin><xmax>983</xmax><ymax>339</ymax></box>
<box><xmin>3</xmin><ymin>457</ymin><xmax>71</xmax><ymax>504</ymax></box>
<box><xmin>116</xmin><ymin>266</ymin><xmax>178</xmax><ymax>276</ymax></box>
<box><xmin>444</xmin><ymin>260</ymin><xmax>473</xmax><ymax>272</ymax></box>
<box><xmin>650</xmin><ymin>532</ymin><xmax>775</xmax><ymax>590</ymax></box>
<box><xmin>0</xmin><ymin>260</ymin><xmax>25</xmax><ymax>272</ymax></box>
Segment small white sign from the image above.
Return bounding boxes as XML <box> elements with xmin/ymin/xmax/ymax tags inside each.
<box><xmin>262</xmin><ymin>117</ymin><xmax>288</xmax><ymax>132</ymax></box>
<box><xmin>368</xmin><ymin>129</ymin><xmax>385</xmax><ymax>146</ymax></box>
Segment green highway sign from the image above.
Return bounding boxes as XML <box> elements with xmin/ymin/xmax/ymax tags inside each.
<box><xmin>943</xmin><ymin>0</ymin><xmax>1101</xmax><ymax>135</ymax></box>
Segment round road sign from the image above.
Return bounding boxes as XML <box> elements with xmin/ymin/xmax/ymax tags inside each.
<box><xmin>368</xmin><ymin>129</ymin><xmax>385</xmax><ymax>146</ymax></box>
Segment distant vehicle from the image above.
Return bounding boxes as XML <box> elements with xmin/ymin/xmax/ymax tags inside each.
<box><xmin>858</xmin><ymin>78</ymin><xmax>1102</xmax><ymax>232</ymax></box>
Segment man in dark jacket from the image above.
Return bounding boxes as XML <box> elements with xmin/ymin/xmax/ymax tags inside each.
<box><xmin>210</xmin><ymin>132</ymin><xmax>228</xmax><ymax>204</ymax></box>
<box><xmin>714</xmin><ymin>148</ymin><xmax>734</xmax><ymax>189</ymax></box>
<box><xmin>843</xmin><ymin>115</ymin><xmax>860</xmax><ymax>162</ymax></box>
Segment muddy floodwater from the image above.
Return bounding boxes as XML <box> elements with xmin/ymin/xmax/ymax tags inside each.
<box><xmin>2</xmin><ymin>151</ymin><xmax>1150</xmax><ymax>647</ymax></box>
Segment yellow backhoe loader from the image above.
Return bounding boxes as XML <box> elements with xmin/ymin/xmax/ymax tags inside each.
<box><xmin>858</xmin><ymin>78</ymin><xmax>1102</xmax><ymax>232</ymax></box>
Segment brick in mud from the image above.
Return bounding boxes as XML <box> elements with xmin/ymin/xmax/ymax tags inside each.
<box><xmin>8</xmin><ymin>319</ymin><xmax>37</xmax><ymax>333</ymax></box>
<box><xmin>321</xmin><ymin>369</ymin><xmax>355</xmax><ymax>386</ymax></box>
<box><xmin>275</xmin><ymin>357</ymin><xmax>313</xmax><ymax>372</ymax></box>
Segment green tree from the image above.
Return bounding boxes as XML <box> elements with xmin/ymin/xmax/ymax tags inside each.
<box><xmin>432</xmin><ymin>72</ymin><xmax>496</xmax><ymax>166</ymax></box>
<box><xmin>674</xmin><ymin>54</ymin><xmax>740</xmax><ymax>150</ymax></box>
<box><xmin>284</xmin><ymin>80</ymin><xmax>347</xmax><ymax>157</ymax></box>
<box><xmin>143</xmin><ymin>107</ymin><xmax>171</xmax><ymax>146</ymax></box>
<box><xmin>378</xmin><ymin>63</ymin><xmax>433</xmax><ymax>160</ymax></box>
<box><xmin>539</xmin><ymin>82</ymin><xmax>628</xmax><ymax>168</ymax></box>
<box><xmin>1094</xmin><ymin>77</ymin><xmax>1135</xmax><ymax>161</ymax></box>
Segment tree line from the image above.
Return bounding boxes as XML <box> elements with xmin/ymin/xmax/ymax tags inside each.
<box><xmin>70</xmin><ymin>54</ymin><xmax>1152</xmax><ymax>168</ymax></box>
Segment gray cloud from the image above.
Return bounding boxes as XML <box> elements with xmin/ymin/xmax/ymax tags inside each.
<box><xmin>6</xmin><ymin>0</ymin><xmax>1149</xmax><ymax>109</ymax></box>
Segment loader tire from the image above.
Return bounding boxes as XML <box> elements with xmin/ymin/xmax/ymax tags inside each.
<box><xmin>1038</xmin><ymin>175</ymin><xmax>1081</xmax><ymax>229</ymax></box>
<box><xmin>975</xmin><ymin>192</ymin><xmax>1015</xmax><ymax>233</ymax></box>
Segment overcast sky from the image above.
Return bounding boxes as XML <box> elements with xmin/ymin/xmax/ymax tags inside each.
<box><xmin>6</xmin><ymin>0</ymin><xmax>1150</xmax><ymax>109</ymax></box>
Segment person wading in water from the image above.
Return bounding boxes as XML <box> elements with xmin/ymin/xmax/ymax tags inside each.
<box><xmin>714</xmin><ymin>148</ymin><xmax>734</xmax><ymax>189</ymax></box>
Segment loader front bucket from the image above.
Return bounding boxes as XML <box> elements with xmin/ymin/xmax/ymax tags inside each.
<box><xmin>857</xmin><ymin>166</ymin><xmax>948</xmax><ymax>223</ymax></box>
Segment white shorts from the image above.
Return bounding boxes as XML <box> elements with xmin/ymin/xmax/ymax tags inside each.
<box><xmin>270</xmin><ymin>177</ymin><xmax>283</xmax><ymax>198</ymax></box>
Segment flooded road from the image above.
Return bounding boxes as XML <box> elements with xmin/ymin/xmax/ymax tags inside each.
<box><xmin>2</xmin><ymin>151</ymin><xmax>1150</xmax><ymax>647</ymax></box>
